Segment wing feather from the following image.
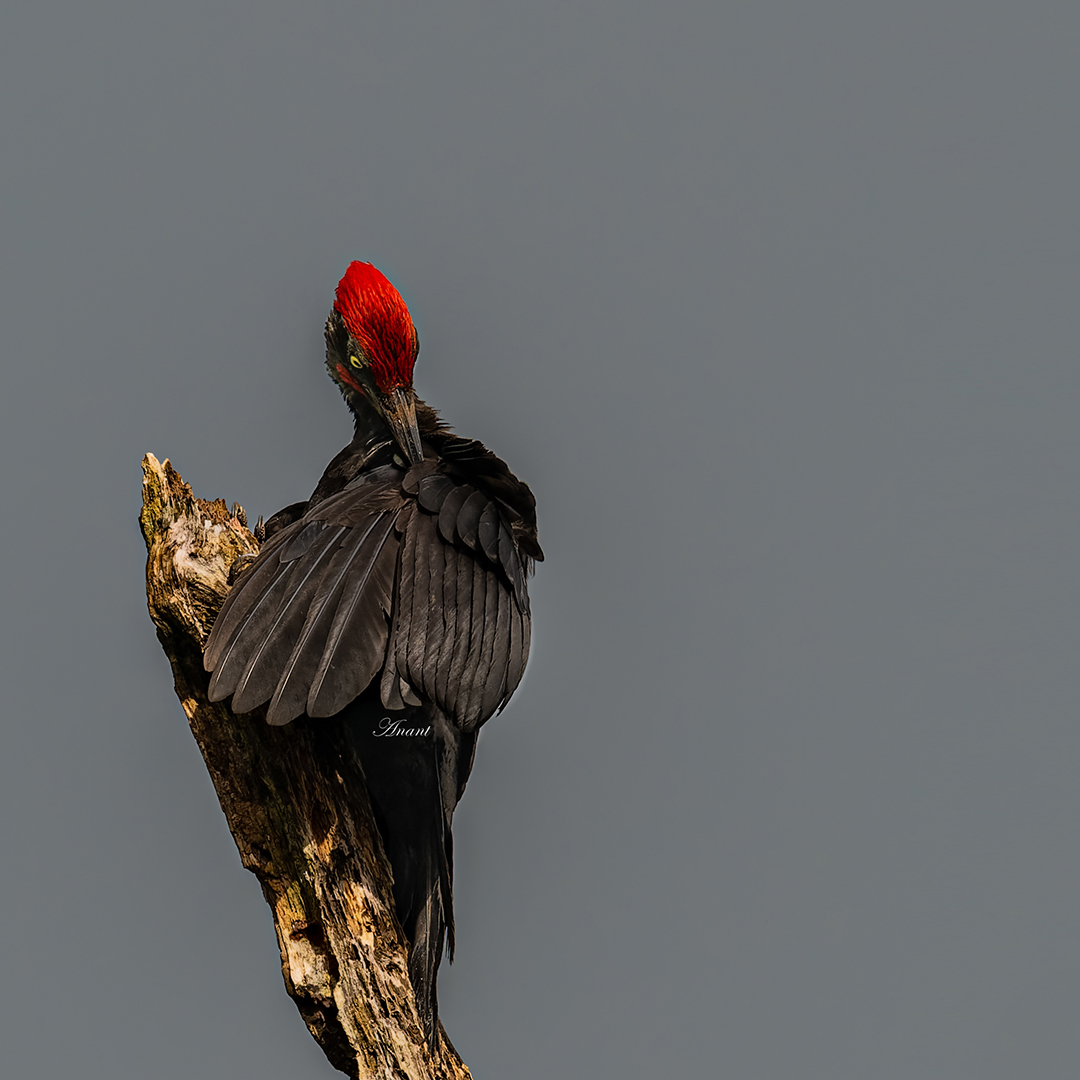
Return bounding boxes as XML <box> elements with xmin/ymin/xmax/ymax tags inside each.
<box><xmin>229</xmin><ymin>525</ymin><xmax>348</xmax><ymax>713</ymax></box>
<box><xmin>406</xmin><ymin>511</ymin><xmax>434</xmax><ymax>685</ymax></box>
<box><xmin>478</xmin><ymin>503</ymin><xmax>500</xmax><ymax>564</ymax></box>
<box><xmin>304</xmin><ymin>512</ymin><xmax>399</xmax><ymax>719</ymax></box>
<box><xmin>483</xmin><ymin>582</ymin><xmax>512</xmax><ymax>719</ymax></box>
<box><xmin>434</xmin><ymin>543</ymin><xmax>460</xmax><ymax>706</ymax></box>
<box><xmin>204</xmin><ymin>522</ymin><xmax>306</xmax><ymax>679</ymax></box>
<box><xmin>265</xmin><ymin>521</ymin><xmax>376</xmax><ymax>724</ymax></box>
<box><xmin>437</xmin><ymin>485</ymin><xmax>469</xmax><ymax>544</ymax></box>
<box><xmin>393</xmin><ymin>503</ymin><xmax>421</xmax><ymax>702</ymax></box>
<box><xmin>464</xmin><ymin>564</ymin><xmax>501</xmax><ymax>728</ymax></box>
<box><xmin>418</xmin><ymin>474</ymin><xmax>454</xmax><ymax>512</ymax></box>
<box><xmin>506</xmin><ymin>603</ymin><xmax>526</xmax><ymax>699</ymax></box>
<box><xmin>518</xmin><ymin>611</ymin><xmax>531</xmax><ymax>694</ymax></box>
<box><xmin>418</xmin><ymin>517</ymin><xmax>446</xmax><ymax>700</ymax></box>
<box><xmin>444</xmin><ymin>551</ymin><xmax>477</xmax><ymax>713</ymax></box>
<box><xmin>499</xmin><ymin>520</ymin><xmax>529</xmax><ymax>613</ymax></box>
<box><xmin>456</xmin><ymin>559</ymin><xmax>489</xmax><ymax>727</ymax></box>
<box><xmin>455</xmin><ymin>491</ymin><xmax>487</xmax><ymax>550</ymax></box>
<box><xmin>380</xmin><ymin>507</ymin><xmax>412</xmax><ymax>711</ymax></box>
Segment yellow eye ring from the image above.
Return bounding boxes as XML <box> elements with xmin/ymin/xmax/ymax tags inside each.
<box><xmin>349</xmin><ymin>355</ymin><xmax>363</xmax><ymax>368</ymax></box>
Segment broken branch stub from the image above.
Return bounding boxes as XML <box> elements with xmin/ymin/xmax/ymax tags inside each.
<box><xmin>138</xmin><ymin>453</ymin><xmax>471</xmax><ymax>1080</ymax></box>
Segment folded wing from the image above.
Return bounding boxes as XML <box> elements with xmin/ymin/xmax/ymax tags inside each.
<box><xmin>205</xmin><ymin>457</ymin><xmax>534</xmax><ymax>730</ymax></box>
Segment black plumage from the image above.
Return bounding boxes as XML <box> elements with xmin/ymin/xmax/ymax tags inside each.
<box><xmin>203</xmin><ymin>262</ymin><xmax>541</xmax><ymax>1047</ymax></box>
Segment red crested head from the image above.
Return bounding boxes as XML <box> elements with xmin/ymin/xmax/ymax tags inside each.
<box><xmin>332</xmin><ymin>262</ymin><xmax>418</xmax><ymax>393</ymax></box>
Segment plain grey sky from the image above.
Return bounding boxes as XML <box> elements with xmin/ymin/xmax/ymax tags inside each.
<box><xmin>3</xmin><ymin>1</ymin><xmax>1079</xmax><ymax>1077</ymax></box>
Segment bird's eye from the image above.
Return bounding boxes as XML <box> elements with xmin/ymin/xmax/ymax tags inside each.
<box><xmin>349</xmin><ymin>355</ymin><xmax>363</xmax><ymax>368</ymax></box>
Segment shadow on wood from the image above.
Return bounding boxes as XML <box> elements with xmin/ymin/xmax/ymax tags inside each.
<box><xmin>139</xmin><ymin>452</ymin><xmax>472</xmax><ymax>1080</ymax></box>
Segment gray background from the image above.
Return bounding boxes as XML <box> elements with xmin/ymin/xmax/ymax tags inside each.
<box><xmin>2</xmin><ymin>1</ymin><xmax>1078</xmax><ymax>1077</ymax></box>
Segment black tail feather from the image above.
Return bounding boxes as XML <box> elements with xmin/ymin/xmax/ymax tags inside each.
<box><xmin>340</xmin><ymin>699</ymin><xmax>470</xmax><ymax>1048</ymax></box>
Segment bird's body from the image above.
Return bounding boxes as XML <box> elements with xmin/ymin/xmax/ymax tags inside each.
<box><xmin>203</xmin><ymin>262</ymin><xmax>541</xmax><ymax>1045</ymax></box>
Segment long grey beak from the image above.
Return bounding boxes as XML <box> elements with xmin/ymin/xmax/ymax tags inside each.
<box><xmin>381</xmin><ymin>387</ymin><xmax>424</xmax><ymax>464</ymax></box>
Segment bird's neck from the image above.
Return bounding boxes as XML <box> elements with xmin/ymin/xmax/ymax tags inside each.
<box><xmin>345</xmin><ymin>390</ymin><xmax>447</xmax><ymax>461</ymax></box>
<box><xmin>347</xmin><ymin>394</ymin><xmax>396</xmax><ymax>457</ymax></box>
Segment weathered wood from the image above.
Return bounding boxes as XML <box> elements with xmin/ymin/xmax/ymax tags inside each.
<box><xmin>139</xmin><ymin>453</ymin><xmax>472</xmax><ymax>1080</ymax></box>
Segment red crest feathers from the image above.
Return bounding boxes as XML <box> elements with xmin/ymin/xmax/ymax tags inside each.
<box><xmin>333</xmin><ymin>262</ymin><xmax>418</xmax><ymax>392</ymax></box>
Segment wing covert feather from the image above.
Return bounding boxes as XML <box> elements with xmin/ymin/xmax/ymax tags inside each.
<box><xmin>456</xmin><ymin>491</ymin><xmax>487</xmax><ymax>550</ymax></box>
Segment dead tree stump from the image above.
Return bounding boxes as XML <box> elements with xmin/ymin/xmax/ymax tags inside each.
<box><xmin>138</xmin><ymin>453</ymin><xmax>472</xmax><ymax>1080</ymax></box>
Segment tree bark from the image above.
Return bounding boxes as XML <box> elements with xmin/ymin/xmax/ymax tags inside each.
<box><xmin>138</xmin><ymin>453</ymin><xmax>472</xmax><ymax>1080</ymax></box>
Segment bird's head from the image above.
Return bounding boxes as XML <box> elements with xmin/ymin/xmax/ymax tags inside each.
<box><xmin>326</xmin><ymin>261</ymin><xmax>424</xmax><ymax>464</ymax></box>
